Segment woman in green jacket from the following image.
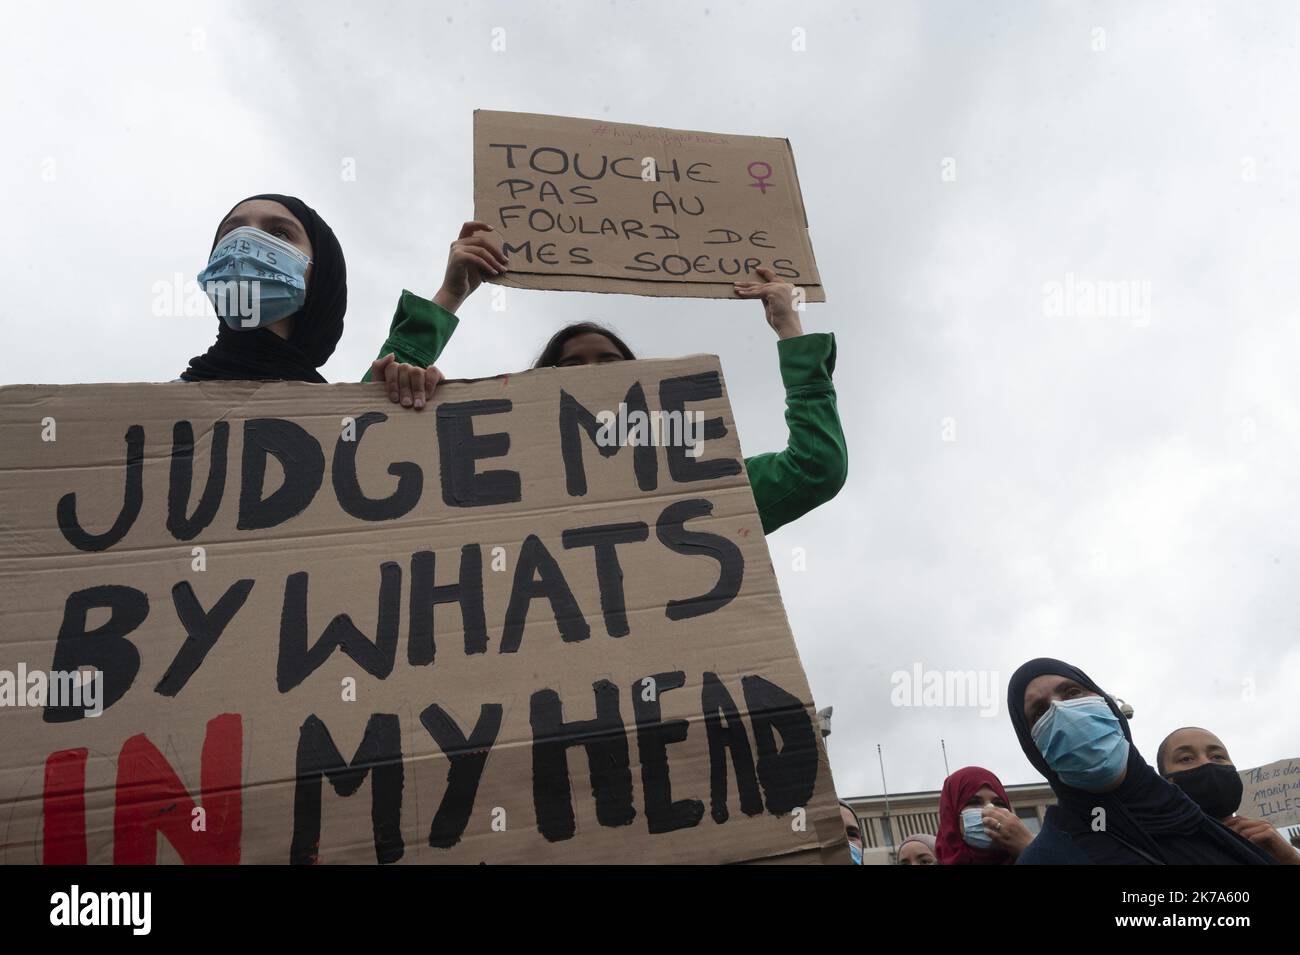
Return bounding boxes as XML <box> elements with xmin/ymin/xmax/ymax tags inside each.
<box><xmin>365</xmin><ymin>223</ymin><xmax>846</xmax><ymax>535</ymax></box>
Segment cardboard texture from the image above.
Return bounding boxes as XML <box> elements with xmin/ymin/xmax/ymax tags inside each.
<box><xmin>1238</xmin><ymin>758</ymin><xmax>1300</xmax><ymax>830</ymax></box>
<box><xmin>0</xmin><ymin>357</ymin><xmax>845</xmax><ymax>864</ymax></box>
<box><xmin>473</xmin><ymin>110</ymin><xmax>825</xmax><ymax>301</ymax></box>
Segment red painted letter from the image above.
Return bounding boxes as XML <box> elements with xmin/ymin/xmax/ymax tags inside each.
<box><xmin>113</xmin><ymin>713</ymin><xmax>243</xmax><ymax>864</ymax></box>
<box><xmin>43</xmin><ymin>748</ymin><xmax>88</xmax><ymax>864</ymax></box>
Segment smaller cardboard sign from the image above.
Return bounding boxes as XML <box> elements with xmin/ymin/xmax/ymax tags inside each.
<box><xmin>1238</xmin><ymin>757</ymin><xmax>1300</xmax><ymax>830</ymax></box>
<box><xmin>473</xmin><ymin>110</ymin><xmax>825</xmax><ymax>301</ymax></box>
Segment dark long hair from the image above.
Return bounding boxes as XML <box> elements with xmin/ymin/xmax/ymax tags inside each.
<box><xmin>532</xmin><ymin>321</ymin><xmax>636</xmax><ymax>368</ymax></box>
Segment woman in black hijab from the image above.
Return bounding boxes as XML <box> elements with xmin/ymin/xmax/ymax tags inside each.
<box><xmin>181</xmin><ymin>193</ymin><xmax>346</xmax><ymax>382</ymax></box>
<box><xmin>1007</xmin><ymin>657</ymin><xmax>1274</xmax><ymax>864</ymax></box>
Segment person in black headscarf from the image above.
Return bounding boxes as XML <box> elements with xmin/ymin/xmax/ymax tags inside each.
<box><xmin>1007</xmin><ymin>658</ymin><xmax>1275</xmax><ymax>864</ymax></box>
<box><xmin>181</xmin><ymin>194</ymin><xmax>347</xmax><ymax>382</ymax></box>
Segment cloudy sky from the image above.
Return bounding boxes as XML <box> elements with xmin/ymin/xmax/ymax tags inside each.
<box><xmin>2</xmin><ymin>0</ymin><xmax>1297</xmax><ymax>799</ymax></box>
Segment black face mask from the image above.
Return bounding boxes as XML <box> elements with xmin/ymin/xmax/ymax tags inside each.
<box><xmin>1165</xmin><ymin>762</ymin><xmax>1243</xmax><ymax>818</ymax></box>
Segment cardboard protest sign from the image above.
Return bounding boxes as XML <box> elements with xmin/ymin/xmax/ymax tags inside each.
<box><xmin>1238</xmin><ymin>758</ymin><xmax>1300</xmax><ymax>830</ymax></box>
<box><xmin>473</xmin><ymin>110</ymin><xmax>825</xmax><ymax>301</ymax></box>
<box><xmin>0</xmin><ymin>358</ymin><xmax>846</xmax><ymax>864</ymax></box>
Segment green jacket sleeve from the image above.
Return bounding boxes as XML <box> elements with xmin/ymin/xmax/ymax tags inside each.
<box><xmin>360</xmin><ymin>290</ymin><xmax>460</xmax><ymax>381</ymax></box>
<box><xmin>743</xmin><ymin>332</ymin><xmax>848</xmax><ymax>534</ymax></box>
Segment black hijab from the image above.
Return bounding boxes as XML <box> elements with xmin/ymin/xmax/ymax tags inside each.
<box><xmin>1008</xmin><ymin>658</ymin><xmax>1273</xmax><ymax>865</ymax></box>
<box><xmin>181</xmin><ymin>193</ymin><xmax>346</xmax><ymax>382</ymax></box>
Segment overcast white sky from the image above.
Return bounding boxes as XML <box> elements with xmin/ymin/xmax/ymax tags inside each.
<box><xmin>2</xmin><ymin>0</ymin><xmax>1297</xmax><ymax>799</ymax></box>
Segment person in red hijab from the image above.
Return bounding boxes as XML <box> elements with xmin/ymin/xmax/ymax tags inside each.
<box><xmin>936</xmin><ymin>766</ymin><xmax>1035</xmax><ymax>864</ymax></box>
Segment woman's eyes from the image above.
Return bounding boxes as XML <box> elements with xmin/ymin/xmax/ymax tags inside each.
<box><xmin>216</xmin><ymin>225</ymin><xmax>292</xmax><ymax>242</ymax></box>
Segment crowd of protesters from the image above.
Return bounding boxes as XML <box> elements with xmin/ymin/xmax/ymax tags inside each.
<box><xmin>840</xmin><ymin>658</ymin><xmax>1299</xmax><ymax>865</ymax></box>
<box><xmin>185</xmin><ymin>193</ymin><xmax>1290</xmax><ymax>867</ymax></box>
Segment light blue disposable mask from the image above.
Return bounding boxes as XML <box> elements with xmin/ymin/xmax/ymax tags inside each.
<box><xmin>848</xmin><ymin>842</ymin><xmax>863</xmax><ymax>865</ymax></box>
<box><xmin>960</xmin><ymin>806</ymin><xmax>993</xmax><ymax>848</ymax></box>
<box><xmin>197</xmin><ymin>225</ymin><xmax>310</xmax><ymax>329</ymax></box>
<box><xmin>1031</xmin><ymin>696</ymin><xmax>1130</xmax><ymax>791</ymax></box>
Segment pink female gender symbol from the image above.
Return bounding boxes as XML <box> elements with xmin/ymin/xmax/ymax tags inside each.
<box><xmin>747</xmin><ymin>161</ymin><xmax>775</xmax><ymax>194</ymax></box>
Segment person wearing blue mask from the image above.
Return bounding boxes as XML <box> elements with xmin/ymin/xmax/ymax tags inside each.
<box><xmin>1008</xmin><ymin>658</ymin><xmax>1276</xmax><ymax>865</ymax></box>
<box><xmin>839</xmin><ymin>800</ymin><xmax>865</xmax><ymax>864</ymax></box>
<box><xmin>182</xmin><ymin>194</ymin><xmax>347</xmax><ymax>382</ymax></box>
<box><xmin>935</xmin><ymin>766</ymin><xmax>1032</xmax><ymax>864</ymax></box>
<box><xmin>181</xmin><ymin>195</ymin><xmax>474</xmax><ymax>401</ymax></box>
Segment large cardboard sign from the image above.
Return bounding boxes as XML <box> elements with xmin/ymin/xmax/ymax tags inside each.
<box><xmin>1238</xmin><ymin>758</ymin><xmax>1300</xmax><ymax>830</ymax></box>
<box><xmin>473</xmin><ymin>110</ymin><xmax>825</xmax><ymax>301</ymax></box>
<box><xmin>0</xmin><ymin>358</ymin><xmax>845</xmax><ymax>864</ymax></box>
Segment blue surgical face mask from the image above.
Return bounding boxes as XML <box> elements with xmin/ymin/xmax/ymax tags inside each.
<box><xmin>960</xmin><ymin>806</ymin><xmax>993</xmax><ymax>848</ymax></box>
<box><xmin>1031</xmin><ymin>695</ymin><xmax>1130</xmax><ymax>791</ymax></box>
<box><xmin>848</xmin><ymin>842</ymin><xmax>863</xmax><ymax>865</ymax></box>
<box><xmin>198</xmin><ymin>225</ymin><xmax>311</xmax><ymax>330</ymax></box>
